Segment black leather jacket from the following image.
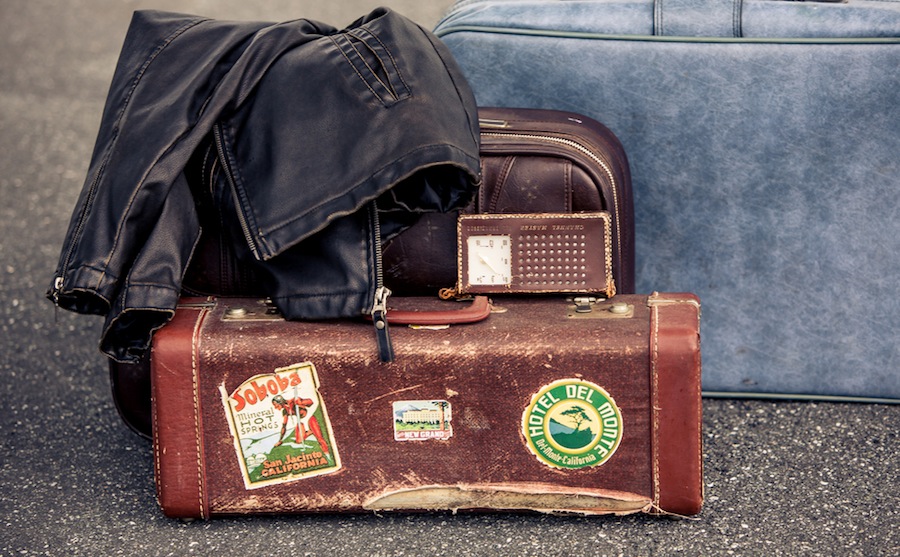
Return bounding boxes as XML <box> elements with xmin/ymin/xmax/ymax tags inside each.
<box><xmin>48</xmin><ymin>9</ymin><xmax>481</xmax><ymax>362</ymax></box>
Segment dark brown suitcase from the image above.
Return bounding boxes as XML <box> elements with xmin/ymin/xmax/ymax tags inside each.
<box><xmin>151</xmin><ymin>293</ymin><xmax>701</xmax><ymax>518</ymax></box>
<box><xmin>383</xmin><ymin>106</ymin><xmax>634</xmax><ymax>296</ymax></box>
<box><xmin>112</xmin><ymin>106</ymin><xmax>635</xmax><ymax>438</ymax></box>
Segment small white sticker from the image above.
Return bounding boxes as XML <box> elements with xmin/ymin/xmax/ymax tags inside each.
<box><xmin>392</xmin><ymin>400</ymin><xmax>453</xmax><ymax>441</ymax></box>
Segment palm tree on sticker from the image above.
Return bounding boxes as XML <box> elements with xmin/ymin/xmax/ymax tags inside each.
<box><xmin>435</xmin><ymin>400</ymin><xmax>450</xmax><ymax>432</ymax></box>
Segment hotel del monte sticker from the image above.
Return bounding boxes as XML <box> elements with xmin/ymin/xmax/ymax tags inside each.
<box><xmin>523</xmin><ymin>378</ymin><xmax>623</xmax><ymax>470</ymax></box>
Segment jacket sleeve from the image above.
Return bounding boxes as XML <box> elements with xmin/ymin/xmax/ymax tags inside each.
<box><xmin>99</xmin><ymin>172</ymin><xmax>201</xmax><ymax>363</ymax></box>
<box><xmin>47</xmin><ymin>11</ymin><xmax>325</xmax><ymax>361</ymax></box>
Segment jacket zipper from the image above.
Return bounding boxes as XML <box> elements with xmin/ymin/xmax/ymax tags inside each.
<box><xmin>212</xmin><ymin>125</ymin><xmax>262</xmax><ymax>261</ymax></box>
<box><xmin>205</xmin><ymin>130</ymin><xmax>395</xmax><ymax>361</ymax></box>
<box><xmin>369</xmin><ymin>200</ymin><xmax>394</xmax><ymax>362</ymax></box>
<box><xmin>480</xmin><ymin>130</ymin><xmax>622</xmax><ymax>276</ymax></box>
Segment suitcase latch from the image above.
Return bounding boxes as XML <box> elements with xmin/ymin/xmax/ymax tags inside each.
<box><xmin>567</xmin><ymin>297</ymin><xmax>633</xmax><ymax>319</ymax></box>
<box><xmin>223</xmin><ymin>299</ymin><xmax>282</xmax><ymax>321</ymax></box>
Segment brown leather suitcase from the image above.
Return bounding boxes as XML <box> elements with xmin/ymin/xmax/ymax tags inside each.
<box><xmin>112</xmin><ymin>106</ymin><xmax>635</xmax><ymax>438</ymax></box>
<box><xmin>383</xmin><ymin>106</ymin><xmax>634</xmax><ymax>296</ymax></box>
<box><xmin>151</xmin><ymin>293</ymin><xmax>701</xmax><ymax>518</ymax></box>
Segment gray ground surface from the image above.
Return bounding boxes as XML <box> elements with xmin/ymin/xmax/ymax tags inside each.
<box><xmin>1</xmin><ymin>1</ymin><xmax>897</xmax><ymax>555</ymax></box>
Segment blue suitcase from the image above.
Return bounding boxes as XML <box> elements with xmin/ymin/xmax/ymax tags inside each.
<box><xmin>434</xmin><ymin>0</ymin><xmax>900</xmax><ymax>401</ymax></box>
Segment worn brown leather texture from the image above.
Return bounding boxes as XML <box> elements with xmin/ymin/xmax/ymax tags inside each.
<box><xmin>151</xmin><ymin>294</ymin><xmax>700</xmax><ymax>518</ymax></box>
<box><xmin>383</xmin><ymin>106</ymin><xmax>634</xmax><ymax>296</ymax></box>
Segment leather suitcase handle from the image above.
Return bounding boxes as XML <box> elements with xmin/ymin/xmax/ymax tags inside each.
<box><xmin>384</xmin><ymin>295</ymin><xmax>492</xmax><ymax>326</ymax></box>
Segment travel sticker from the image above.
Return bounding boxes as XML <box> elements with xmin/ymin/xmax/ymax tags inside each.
<box><xmin>393</xmin><ymin>400</ymin><xmax>453</xmax><ymax>441</ymax></box>
<box><xmin>523</xmin><ymin>379</ymin><xmax>623</xmax><ymax>470</ymax></box>
<box><xmin>220</xmin><ymin>362</ymin><xmax>341</xmax><ymax>489</ymax></box>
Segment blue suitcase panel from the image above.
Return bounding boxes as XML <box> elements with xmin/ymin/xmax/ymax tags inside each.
<box><xmin>436</xmin><ymin>0</ymin><xmax>900</xmax><ymax>401</ymax></box>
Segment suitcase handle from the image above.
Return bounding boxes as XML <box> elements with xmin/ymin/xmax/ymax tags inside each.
<box><xmin>654</xmin><ymin>0</ymin><xmax>845</xmax><ymax>39</ymax></box>
<box><xmin>654</xmin><ymin>0</ymin><xmax>741</xmax><ymax>37</ymax></box>
<box><xmin>382</xmin><ymin>295</ymin><xmax>492</xmax><ymax>326</ymax></box>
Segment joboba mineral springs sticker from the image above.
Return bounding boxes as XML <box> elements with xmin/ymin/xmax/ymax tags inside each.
<box><xmin>523</xmin><ymin>379</ymin><xmax>623</xmax><ymax>470</ymax></box>
<box><xmin>393</xmin><ymin>400</ymin><xmax>453</xmax><ymax>441</ymax></box>
<box><xmin>220</xmin><ymin>362</ymin><xmax>341</xmax><ymax>489</ymax></box>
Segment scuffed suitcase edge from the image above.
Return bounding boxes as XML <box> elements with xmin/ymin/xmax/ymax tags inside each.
<box><xmin>362</xmin><ymin>483</ymin><xmax>652</xmax><ymax>516</ymax></box>
<box><xmin>152</xmin><ymin>302</ymin><xmax>212</xmax><ymax>519</ymax></box>
<box><xmin>648</xmin><ymin>292</ymin><xmax>703</xmax><ymax>516</ymax></box>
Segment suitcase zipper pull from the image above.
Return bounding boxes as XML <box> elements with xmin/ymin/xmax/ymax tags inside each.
<box><xmin>372</xmin><ymin>285</ymin><xmax>394</xmax><ymax>363</ymax></box>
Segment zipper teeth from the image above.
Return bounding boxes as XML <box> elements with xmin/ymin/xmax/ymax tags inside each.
<box><xmin>370</xmin><ymin>201</ymin><xmax>384</xmax><ymax>290</ymax></box>
<box><xmin>481</xmin><ymin>131</ymin><xmax>622</xmax><ymax>270</ymax></box>
<box><xmin>212</xmin><ymin>126</ymin><xmax>261</xmax><ymax>261</ymax></box>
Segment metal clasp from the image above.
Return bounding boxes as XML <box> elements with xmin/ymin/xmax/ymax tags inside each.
<box><xmin>573</xmin><ymin>296</ymin><xmax>598</xmax><ymax>313</ymax></box>
<box><xmin>566</xmin><ymin>297</ymin><xmax>634</xmax><ymax>319</ymax></box>
<box><xmin>223</xmin><ymin>299</ymin><xmax>282</xmax><ymax>321</ymax></box>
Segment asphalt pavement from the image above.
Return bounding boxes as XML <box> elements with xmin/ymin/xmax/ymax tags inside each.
<box><xmin>0</xmin><ymin>1</ymin><xmax>897</xmax><ymax>556</ymax></box>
